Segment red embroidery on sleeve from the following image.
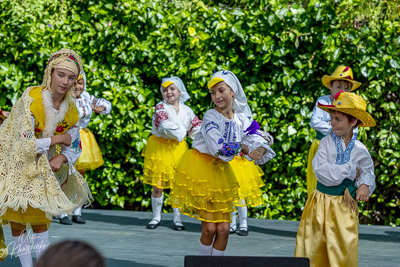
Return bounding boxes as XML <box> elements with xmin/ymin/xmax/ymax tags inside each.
<box><xmin>191</xmin><ymin>116</ymin><xmax>202</xmax><ymax>127</ymax></box>
<box><xmin>155</xmin><ymin>103</ymin><xmax>164</xmax><ymax>111</ymax></box>
<box><xmin>154</xmin><ymin>111</ymin><xmax>169</xmax><ymax>128</ymax></box>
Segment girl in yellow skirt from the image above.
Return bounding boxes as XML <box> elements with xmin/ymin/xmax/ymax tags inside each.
<box><xmin>58</xmin><ymin>70</ymin><xmax>112</xmax><ymax>225</ymax></box>
<box><xmin>170</xmin><ymin>70</ymin><xmax>276</xmax><ymax>256</ymax></box>
<box><xmin>229</xmin><ymin>105</ymin><xmax>274</xmax><ymax>236</ymax></box>
<box><xmin>307</xmin><ymin>66</ymin><xmax>361</xmax><ymax>196</ymax></box>
<box><xmin>295</xmin><ymin>91</ymin><xmax>376</xmax><ymax>267</ymax></box>
<box><xmin>142</xmin><ymin>77</ymin><xmax>202</xmax><ymax>230</ymax></box>
<box><xmin>0</xmin><ymin>49</ymin><xmax>92</xmax><ymax>267</ymax></box>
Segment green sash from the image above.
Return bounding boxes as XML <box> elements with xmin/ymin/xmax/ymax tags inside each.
<box><xmin>316</xmin><ymin>178</ymin><xmax>357</xmax><ymax>199</ymax></box>
<box><xmin>315</xmin><ymin>131</ymin><xmax>325</xmax><ymax>140</ymax></box>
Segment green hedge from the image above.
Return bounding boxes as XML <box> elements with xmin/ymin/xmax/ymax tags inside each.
<box><xmin>1</xmin><ymin>0</ymin><xmax>399</xmax><ymax>225</ymax></box>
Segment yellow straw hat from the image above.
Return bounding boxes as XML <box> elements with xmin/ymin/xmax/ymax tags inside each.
<box><xmin>322</xmin><ymin>65</ymin><xmax>362</xmax><ymax>91</ymax></box>
<box><xmin>317</xmin><ymin>91</ymin><xmax>376</xmax><ymax>127</ymax></box>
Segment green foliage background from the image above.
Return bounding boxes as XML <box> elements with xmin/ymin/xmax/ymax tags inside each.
<box><xmin>1</xmin><ymin>0</ymin><xmax>399</xmax><ymax>225</ymax></box>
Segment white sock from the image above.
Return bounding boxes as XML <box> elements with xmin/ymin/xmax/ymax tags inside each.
<box><xmin>59</xmin><ymin>212</ymin><xmax>68</xmax><ymax>218</ymax></box>
<box><xmin>199</xmin><ymin>241</ymin><xmax>213</xmax><ymax>255</ymax></box>
<box><xmin>73</xmin><ymin>207</ymin><xmax>82</xmax><ymax>216</ymax></box>
<box><xmin>237</xmin><ymin>206</ymin><xmax>248</xmax><ymax>229</ymax></box>
<box><xmin>33</xmin><ymin>231</ymin><xmax>49</xmax><ymax>260</ymax></box>
<box><xmin>211</xmin><ymin>247</ymin><xmax>225</xmax><ymax>256</ymax></box>
<box><xmin>173</xmin><ymin>208</ymin><xmax>181</xmax><ymax>223</ymax></box>
<box><xmin>151</xmin><ymin>195</ymin><xmax>163</xmax><ymax>221</ymax></box>
<box><xmin>230</xmin><ymin>211</ymin><xmax>237</xmax><ymax>230</ymax></box>
<box><xmin>13</xmin><ymin>233</ymin><xmax>33</xmax><ymax>267</ymax></box>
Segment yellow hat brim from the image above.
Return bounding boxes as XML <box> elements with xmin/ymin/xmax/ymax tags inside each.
<box><xmin>322</xmin><ymin>75</ymin><xmax>362</xmax><ymax>91</ymax></box>
<box><xmin>317</xmin><ymin>105</ymin><xmax>376</xmax><ymax>127</ymax></box>
<box><xmin>161</xmin><ymin>81</ymin><xmax>174</xmax><ymax>88</ymax></box>
<box><xmin>0</xmin><ymin>115</ymin><xmax>5</xmax><ymax>120</ymax></box>
<box><xmin>208</xmin><ymin>77</ymin><xmax>225</xmax><ymax>89</ymax></box>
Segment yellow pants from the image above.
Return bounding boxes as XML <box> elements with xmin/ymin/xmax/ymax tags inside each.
<box><xmin>294</xmin><ymin>190</ymin><xmax>359</xmax><ymax>267</ymax></box>
<box><xmin>306</xmin><ymin>140</ymin><xmax>320</xmax><ymax>196</ymax></box>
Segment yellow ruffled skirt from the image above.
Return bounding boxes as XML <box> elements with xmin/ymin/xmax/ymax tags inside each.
<box><xmin>142</xmin><ymin>135</ymin><xmax>188</xmax><ymax>189</ymax></box>
<box><xmin>75</xmin><ymin>128</ymin><xmax>104</xmax><ymax>171</ymax></box>
<box><xmin>294</xmin><ymin>190</ymin><xmax>358</xmax><ymax>267</ymax></box>
<box><xmin>229</xmin><ymin>156</ymin><xmax>265</xmax><ymax>207</ymax></box>
<box><xmin>1</xmin><ymin>206</ymin><xmax>51</xmax><ymax>230</ymax></box>
<box><xmin>306</xmin><ymin>140</ymin><xmax>320</xmax><ymax>196</ymax></box>
<box><xmin>170</xmin><ymin>149</ymin><xmax>240</xmax><ymax>223</ymax></box>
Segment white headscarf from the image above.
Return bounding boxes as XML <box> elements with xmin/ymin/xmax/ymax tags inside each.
<box><xmin>78</xmin><ymin>70</ymin><xmax>91</xmax><ymax>101</ymax></box>
<box><xmin>207</xmin><ymin>70</ymin><xmax>247</xmax><ymax>113</ymax></box>
<box><xmin>160</xmin><ymin>76</ymin><xmax>191</xmax><ymax>103</ymax></box>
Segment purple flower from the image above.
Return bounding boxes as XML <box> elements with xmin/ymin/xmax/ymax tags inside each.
<box><xmin>244</xmin><ymin>120</ymin><xmax>261</xmax><ymax>136</ymax></box>
<box><xmin>218</xmin><ymin>138</ymin><xmax>224</xmax><ymax>144</ymax></box>
<box><xmin>48</xmin><ymin>24</ymin><xmax>51</xmax><ymax>28</ymax></box>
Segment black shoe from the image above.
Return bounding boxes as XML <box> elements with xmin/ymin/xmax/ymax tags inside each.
<box><xmin>72</xmin><ymin>215</ymin><xmax>86</xmax><ymax>224</ymax></box>
<box><xmin>147</xmin><ymin>219</ymin><xmax>161</xmax><ymax>229</ymax></box>
<box><xmin>229</xmin><ymin>226</ymin><xmax>236</xmax><ymax>234</ymax></box>
<box><xmin>59</xmin><ymin>216</ymin><xmax>73</xmax><ymax>225</ymax></box>
<box><xmin>174</xmin><ymin>221</ymin><xmax>185</xmax><ymax>231</ymax></box>
<box><xmin>236</xmin><ymin>227</ymin><xmax>248</xmax><ymax>236</ymax></box>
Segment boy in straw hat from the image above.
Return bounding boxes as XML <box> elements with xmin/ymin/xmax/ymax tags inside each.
<box><xmin>307</xmin><ymin>65</ymin><xmax>362</xmax><ymax>196</ymax></box>
<box><xmin>295</xmin><ymin>91</ymin><xmax>376</xmax><ymax>267</ymax></box>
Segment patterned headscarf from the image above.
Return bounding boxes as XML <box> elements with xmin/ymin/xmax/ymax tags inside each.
<box><xmin>41</xmin><ymin>48</ymin><xmax>83</xmax><ymax>110</ymax></box>
<box><xmin>160</xmin><ymin>76</ymin><xmax>191</xmax><ymax>103</ymax></box>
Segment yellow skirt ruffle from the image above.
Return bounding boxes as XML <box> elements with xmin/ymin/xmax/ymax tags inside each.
<box><xmin>1</xmin><ymin>206</ymin><xmax>51</xmax><ymax>230</ymax></box>
<box><xmin>294</xmin><ymin>190</ymin><xmax>358</xmax><ymax>267</ymax></box>
<box><xmin>170</xmin><ymin>149</ymin><xmax>239</xmax><ymax>223</ymax></box>
<box><xmin>229</xmin><ymin>156</ymin><xmax>265</xmax><ymax>207</ymax></box>
<box><xmin>142</xmin><ymin>135</ymin><xmax>188</xmax><ymax>189</ymax></box>
<box><xmin>75</xmin><ymin>128</ymin><xmax>104</xmax><ymax>171</ymax></box>
<box><xmin>306</xmin><ymin>139</ymin><xmax>320</xmax><ymax>196</ymax></box>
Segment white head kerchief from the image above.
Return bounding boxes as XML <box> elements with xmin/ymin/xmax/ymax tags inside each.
<box><xmin>208</xmin><ymin>70</ymin><xmax>247</xmax><ymax>113</ymax></box>
<box><xmin>160</xmin><ymin>76</ymin><xmax>191</xmax><ymax>103</ymax></box>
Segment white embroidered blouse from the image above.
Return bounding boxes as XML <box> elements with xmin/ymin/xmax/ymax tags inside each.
<box><xmin>312</xmin><ymin>134</ymin><xmax>376</xmax><ymax>196</ymax></box>
<box><xmin>76</xmin><ymin>91</ymin><xmax>112</xmax><ymax>129</ymax></box>
<box><xmin>193</xmin><ymin>109</ymin><xmax>276</xmax><ymax>164</ymax></box>
<box><xmin>151</xmin><ymin>100</ymin><xmax>202</xmax><ymax>142</ymax></box>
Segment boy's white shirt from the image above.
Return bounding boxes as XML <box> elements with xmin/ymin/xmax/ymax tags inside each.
<box><xmin>312</xmin><ymin>135</ymin><xmax>376</xmax><ymax>196</ymax></box>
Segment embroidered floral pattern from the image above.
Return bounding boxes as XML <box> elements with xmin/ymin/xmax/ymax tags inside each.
<box><xmin>72</xmin><ymin>138</ymin><xmax>82</xmax><ymax>152</ymax></box>
<box><xmin>217</xmin><ymin>142</ymin><xmax>241</xmax><ymax>156</ymax></box>
<box><xmin>55</xmin><ymin>119</ymin><xmax>70</xmax><ymax>135</ymax></box>
<box><xmin>191</xmin><ymin>116</ymin><xmax>202</xmax><ymax>127</ymax></box>
<box><xmin>34</xmin><ymin>121</ymin><xmax>43</xmax><ymax>138</ymax></box>
<box><xmin>154</xmin><ymin>111</ymin><xmax>169</xmax><ymax>128</ymax></box>
<box><xmin>222</xmin><ymin>121</ymin><xmax>237</xmax><ymax>142</ymax></box>
<box><xmin>155</xmin><ymin>103</ymin><xmax>164</xmax><ymax>111</ymax></box>
<box><xmin>205</xmin><ymin>121</ymin><xmax>219</xmax><ymax>133</ymax></box>
<box><xmin>332</xmin><ymin>132</ymin><xmax>357</xmax><ymax>165</ymax></box>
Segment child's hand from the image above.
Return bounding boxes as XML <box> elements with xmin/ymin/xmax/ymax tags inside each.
<box><xmin>356</xmin><ymin>184</ymin><xmax>369</xmax><ymax>202</ymax></box>
<box><xmin>93</xmin><ymin>106</ymin><xmax>106</xmax><ymax>113</ymax></box>
<box><xmin>241</xmin><ymin>144</ymin><xmax>249</xmax><ymax>155</ymax></box>
<box><xmin>49</xmin><ymin>154</ymin><xmax>68</xmax><ymax>172</ymax></box>
<box><xmin>248</xmin><ymin>147</ymin><xmax>267</xmax><ymax>160</ymax></box>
